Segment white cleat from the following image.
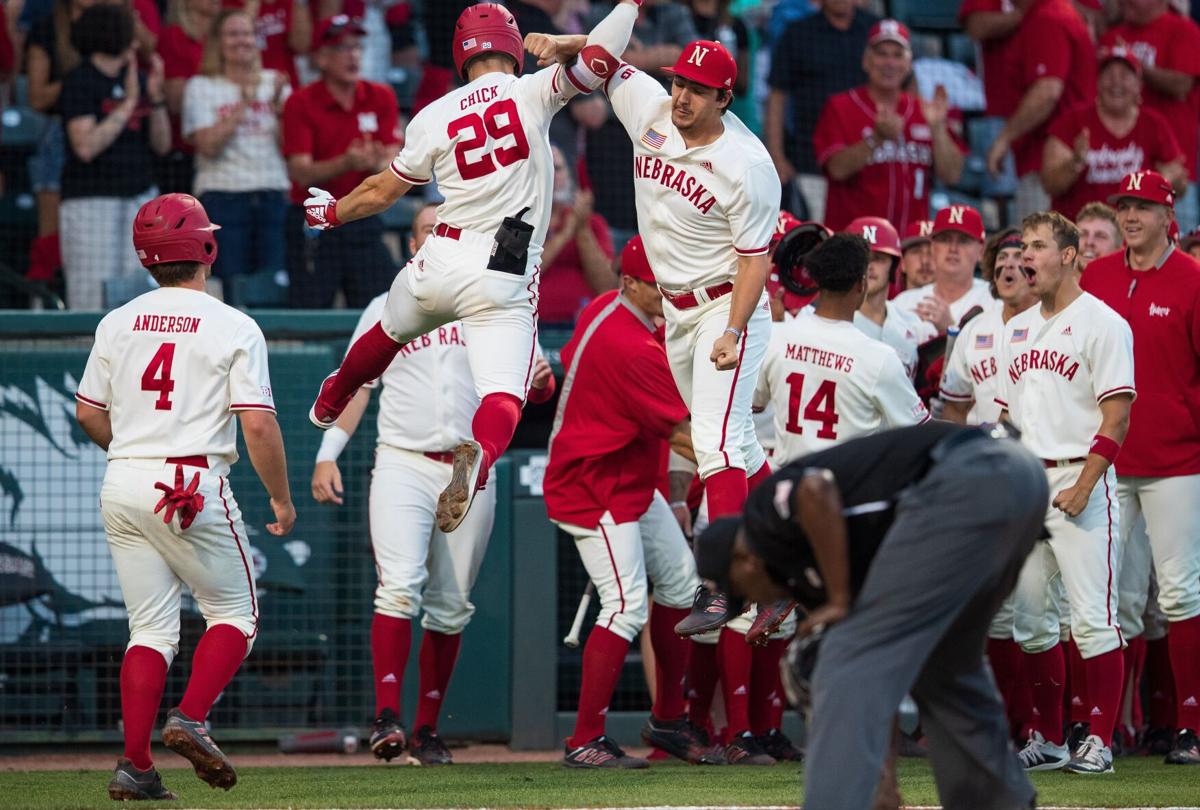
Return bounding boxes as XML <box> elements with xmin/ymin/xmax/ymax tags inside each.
<box><xmin>1017</xmin><ymin>730</ymin><xmax>1070</xmax><ymax>771</ymax></box>
<box><xmin>1063</xmin><ymin>734</ymin><xmax>1114</xmax><ymax>774</ymax></box>
<box><xmin>436</xmin><ymin>440</ymin><xmax>483</xmax><ymax>533</ymax></box>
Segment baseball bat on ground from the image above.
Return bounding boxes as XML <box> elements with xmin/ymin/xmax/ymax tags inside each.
<box><xmin>563</xmin><ymin>581</ymin><xmax>595</xmax><ymax>648</ymax></box>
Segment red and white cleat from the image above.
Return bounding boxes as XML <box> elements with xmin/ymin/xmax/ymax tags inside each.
<box><xmin>309</xmin><ymin>371</ymin><xmax>354</xmax><ymax>430</ymax></box>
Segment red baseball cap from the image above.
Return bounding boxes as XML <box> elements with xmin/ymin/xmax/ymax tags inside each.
<box><xmin>665</xmin><ymin>40</ymin><xmax>737</xmax><ymax>91</ymax></box>
<box><xmin>931</xmin><ymin>205</ymin><xmax>985</xmax><ymax>242</ymax></box>
<box><xmin>901</xmin><ymin>219</ymin><xmax>934</xmax><ymax>250</ymax></box>
<box><xmin>1108</xmin><ymin>170</ymin><xmax>1175</xmax><ymax>208</ymax></box>
<box><xmin>771</xmin><ymin>210</ymin><xmax>803</xmax><ymax>247</ymax></box>
<box><xmin>314</xmin><ymin>14</ymin><xmax>366</xmax><ymax>49</ymax></box>
<box><xmin>1098</xmin><ymin>45</ymin><xmax>1141</xmax><ymax>79</ymax></box>
<box><xmin>868</xmin><ymin>19</ymin><xmax>911</xmax><ymax>50</ymax></box>
<box><xmin>620</xmin><ymin>235</ymin><xmax>655</xmax><ymax>284</ymax></box>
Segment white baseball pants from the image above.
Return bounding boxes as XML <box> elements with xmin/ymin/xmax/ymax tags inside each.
<box><xmin>381</xmin><ymin>227</ymin><xmax>539</xmax><ymax>402</ymax></box>
<box><xmin>370</xmin><ymin>445</ymin><xmax>496</xmax><ymax>634</ymax></box>
<box><xmin>101</xmin><ymin>459</ymin><xmax>257</xmax><ymax>667</ymax></box>
<box><xmin>555</xmin><ymin>492</ymin><xmax>700</xmax><ymax>642</ymax></box>
<box><xmin>1013</xmin><ymin>466</ymin><xmax>1123</xmax><ymax>659</ymax></box>
<box><xmin>1117</xmin><ymin>474</ymin><xmax>1200</xmax><ymax>624</ymax></box>
<box><xmin>663</xmin><ymin>292</ymin><xmax>771</xmax><ymax>479</ymax></box>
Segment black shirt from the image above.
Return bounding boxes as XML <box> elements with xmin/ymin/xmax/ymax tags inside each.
<box><xmin>60</xmin><ymin>60</ymin><xmax>156</xmax><ymax>200</ymax></box>
<box><xmin>742</xmin><ymin>422</ymin><xmax>966</xmax><ymax>607</ymax></box>
<box><xmin>767</xmin><ymin>10</ymin><xmax>877</xmax><ymax>173</ymax></box>
<box><xmin>26</xmin><ymin>16</ymin><xmax>64</xmax><ymax>115</ymax></box>
<box><xmin>507</xmin><ymin>0</ymin><xmax>560</xmax><ymax>74</ymax></box>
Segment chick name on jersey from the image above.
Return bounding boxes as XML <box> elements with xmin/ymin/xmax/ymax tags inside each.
<box><xmin>395</xmin><ymin>324</ymin><xmax>467</xmax><ymax>358</ymax></box>
<box><xmin>460</xmin><ymin>85</ymin><xmax>500</xmax><ymax>110</ymax></box>
<box><xmin>633</xmin><ymin>155</ymin><xmax>717</xmax><ymax>213</ymax></box>
<box><xmin>131</xmin><ymin>315</ymin><xmax>203</xmax><ymax>333</ymax></box>
<box><xmin>785</xmin><ymin>343</ymin><xmax>855</xmax><ymax>372</ymax></box>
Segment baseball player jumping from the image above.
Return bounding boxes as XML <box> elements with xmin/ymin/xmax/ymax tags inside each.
<box><xmin>996</xmin><ymin>211</ymin><xmax>1135</xmax><ymax>775</ymax></box>
<box><xmin>1081</xmin><ymin>170</ymin><xmax>1200</xmax><ymax>766</ymax></box>
<box><xmin>305</xmin><ymin>1</ymin><xmax>641</xmax><ymax>534</ymax></box>
<box><xmin>311</xmin><ymin>203</ymin><xmax>555</xmax><ymax>765</ymax></box>
<box><xmin>75</xmin><ymin>194</ymin><xmax>294</xmax><ymax>800</ymax></box>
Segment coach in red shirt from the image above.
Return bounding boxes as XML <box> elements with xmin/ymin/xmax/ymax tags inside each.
<box><xmin>1102</xmin><ymin>0</ymin><xmax>1200</xmax><ymax>229</ymax></box>
<box><xmin>812</xmin><ymin>21</ymin><xmax>963</xmax><ymax>232</ymax></box>
<box><xmin>282</xmin><ymin>16</ymin><xmax>399</xmax><ymax>308</ymax></box>
<box><xmin>545</xmin><ymin>237</ymin><xmax>716</xmax><ymax>769</ymax></box>
<box><xmin>985</xmin><ymin>0</ymin><xmax>1095</xmax><ymax>219</ymax></box>
<box><xmin>1080</xmin><ymin>170</ymin><xmax>1200</xmax><ymax>766</ymax></box>
<box><xmin>1042</xmin><ymin>47</ymin><xmax>1185</xmax><ymax>222</ymax></box>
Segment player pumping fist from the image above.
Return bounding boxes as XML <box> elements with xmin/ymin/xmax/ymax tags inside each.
<box><xmin>305</xmin><ymin>1</ymin><xmax>641</xmax><ymax>533</ymax></box>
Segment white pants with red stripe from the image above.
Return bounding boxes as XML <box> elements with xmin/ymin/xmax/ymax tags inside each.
<box><xmin>663</xmin><ymin>291</ymin><xmax>771</xmax><ymax>479</ymax></box>
<box><xmin>101</xmin><ymin>459</ymin><xmax>258</xmax><ymax>667</ymax></box>
<box><xmin>381</xmin><ymin>226</ymin><xmax>539</xmax><ymax>401</ymax></box>
<box><xmin>1013</xmin><ymin>465</ymin><xmax>1123</xmax><ymax>659</ymax></box>
<box><xmin>1117</xmin><ymin>474</ymin><xmax>1200</xmax><ymax>624</ymax></box>
<box><xmin>369</xmin><ymin>445</ymin><xmax>496</xmax><ymax>633</ymax></box>
<box><xmin>555</xmin><ymin>492</ymin><xmax>699</xmax><ymax>642</ymax></box>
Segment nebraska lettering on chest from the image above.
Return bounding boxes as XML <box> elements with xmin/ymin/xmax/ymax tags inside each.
<box><xmin>634</xmin><ymin>155</ymin><xmax>716</xmax><ymax>214</ymax></box>
<box><xmin>971</xmin><ymin>355</ymin><xmax>998</xmax><ymax>385</ymax></box>
<box><xmin>396</xmin><ymin>324</ymin><xmax>467</xmax><ymax>357</ymax></box>
<box><xmin>784</xmin><ymin>343</ymin><xmax>855</xmax><ymax>372</ymax></box>
<box><xmin>1007</xmin><ymin>348</ymin><xmax>1081</xmax><ymax>384</ymax></box>
<box><xmin>859</xmin><ymin>128</ymin><xmax>932</xmax><ymax>167</ymax></box>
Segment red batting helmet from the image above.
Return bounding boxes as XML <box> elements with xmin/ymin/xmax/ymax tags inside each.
<box><xmin>453</xmin><ymin>3</ymin><xmax>524</xmax><ymax>81</ymax></box>
<box><xmin>133</xmin><ymin>193</ymin><xmax>220</xmax><ymax>268</ymax></box>
<box><xmin>844</xmin><ymin>217</ymin><xmax>901</xmax><ymax>258</ymax></box>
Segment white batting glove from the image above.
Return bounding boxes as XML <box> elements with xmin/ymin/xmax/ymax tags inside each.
<box><xmin>304</xmin><ymin>187</ymin><xmax>341</xmax><ymax>230</ymax></box>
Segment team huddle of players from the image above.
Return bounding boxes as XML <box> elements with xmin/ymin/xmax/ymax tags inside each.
<box><xmin>72</xmin><ymin>0</ymin><xmax>1199</xmax><ymax>801</ymax></box>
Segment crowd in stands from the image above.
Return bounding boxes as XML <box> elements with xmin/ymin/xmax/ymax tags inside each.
<box><xmin>4</xmin><ymin>0</ymin><xmax>1200</xmax><ymax>315</ymax></box>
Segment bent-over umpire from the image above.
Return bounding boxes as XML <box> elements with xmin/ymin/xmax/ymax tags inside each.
<box><xmin>696</xmin><ymin>422</ymin><xmax>1048</xmax><ymax>810</ymax></box>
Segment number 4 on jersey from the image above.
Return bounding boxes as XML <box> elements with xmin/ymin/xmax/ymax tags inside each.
<box><xmin>785</xmin><ymin>372</ymin><xmax>839</xmax><ymax>439</ymax></box>
<box><xmin>141</xmin><ymin>342</ymin><xmax>176</xmax><ymax>410</ymax></box>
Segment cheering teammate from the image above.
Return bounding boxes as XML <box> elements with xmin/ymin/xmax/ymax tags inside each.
<box><xmin>305</xmin><ymin>1</ymin><xmax>640</xmax><ymax>533</ymax></box>
<box><xmin>848</xmin><ymin>216</ymin><xmax>921</xmax><ymax>378</ymax></box>
<box><xmin>75</xmin><ymin>194</ymin><xmax>294</xmax><ymax>800</ymax></box>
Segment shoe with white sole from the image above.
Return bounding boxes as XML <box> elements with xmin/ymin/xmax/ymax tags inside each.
<box><xmin>1017</xmin><ymin>730</ymin><xmax>1070</xmax><ymax>771</ymax></box>
<box><xmin>1063</xmin><ymin>734</ymin><xmax>1114</xmax><ymax>774</ymax></box>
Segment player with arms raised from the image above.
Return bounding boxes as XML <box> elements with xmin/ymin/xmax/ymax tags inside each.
<box><xmin>75</xmin><ymin>194</ymin><xmax>294</xmax><ymax>800</ymax></box>
<box><xmin>305</xmin><ymin>1</ymin><xmax>641</xmax><ymax>533</ymax></box>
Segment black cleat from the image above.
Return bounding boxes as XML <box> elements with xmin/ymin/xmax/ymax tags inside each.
<box><xmin>675</xmin><ymin>586</ymin><xmax>736</xmax><ymax>637</ymax></box>
<box><xmin>640</xmin><ymin>715</ymin><xmax>726</xmax><ymax>764</ymax></box>
<box><xmin>757</xmin><ymin>728</ymin><xmax>804</xmax><ymax>761</ymax></box>
<box><xmin>1142</xmin><ymin>725</ymin><xmax>1175</xmax><ymax>756</ymax></box>
<box><xmin>370</xmin><ymin>708</ymin><xmax>407</xmax><ymax>761</ymax></box>
<box><xmin>724</xmin><ymin>731</ymin><xmax>776</xmax><ymax>765</ymax></box>
<box><xmin>1165</xmin><ymin>728</ymin><xmax>1200</xmax><ymax>765</ymax></box>
<box><xmin>407</xmin><ymin>725</ymin><xmax>453</xmax><ymax>765</ymax></box>
<box><xmin>161</xmin><ymin>707</ymin><xmax>236</xmax><ymax>790</ymax></box>
<box><xmin>563</xmin><ymin>735</ymin><xmax>649</xmax><ymax>769</ymax></box>
<box><xmin>107</xmin><ymin>758</ymin><xmax>177</xmax><ymax>801</ymax></box>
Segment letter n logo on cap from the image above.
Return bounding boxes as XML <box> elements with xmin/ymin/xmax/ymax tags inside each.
<box><xmin>920</xmin><ymin>221</ymin><xmax>934</xmax><ymax>236</ymax></box>
<box><xmin>861</xmin><ymin>225</ymin><xmax>878</xmax><ymax>243</ymax></box>
<box><xmin>949</xmin><ymin>206</ymin><xmax>966</xmax><ymax>224</ymax></box>
<box><xmin>1127</xmin><ymin>172</ymin><xmax>1144</xmax><ymax>191</ymax></box>
<box><xmin>688</xmin><ymin>46</ymin><xmax>709</xmax><ymax>66</ymax></box>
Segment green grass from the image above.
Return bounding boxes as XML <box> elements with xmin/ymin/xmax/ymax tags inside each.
<box><xmin>5</xmin><ymin>759</ymin><xmax>1199</xmax><ymax>809</ymax></box>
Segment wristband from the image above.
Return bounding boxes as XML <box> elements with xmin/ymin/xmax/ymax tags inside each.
<box><xmin>724</xmin><ymin>327</ymin><xmax>742</xmax><ymax>341</ymax></box>
<box><xmin>669</xmin><ymin>500</ymin><xmax>687</xmax><ymax>510</ymax></box>
<box><xmin>327</xmin><ymin>199</ymin><xmax>342</xmax><ymax>227</ymax></box>
<box><xmin>1089</xmin><ymin>434</ymin><xmax>1121</xmax><ymax>465</ymax></box>
<box><xmin>316</xmin><ymin>425</ymin><xmax>351</xmax><ymax>463</ymax></box>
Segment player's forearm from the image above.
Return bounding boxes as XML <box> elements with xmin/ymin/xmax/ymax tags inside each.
<box><xmin>333</xmin><ymin>168</ymin><xmax>410</xmax><ymax>224</ymax></box>
<box><xmin>1040</xmin><ymin>139</ymin><xmax>1083</xmax><ymax>196</ymax></box>
<box><xmin>242</xmin><ymin>414</ymin><xmax>293</xmax><ymax>505</ymax></box>
<box><xmin>1143</xmin><ymin>66</ymin><xmax>1192</xmax><ymax>101</ymax></box>
<box><xmin>998</xmin><ymin>79</ymin><xmax>1063</xmax><ymax>146</ymax></box>
<box><xmin>931</xmin><ymin>125</ymin><xmax>963</xmax><ymax>186</ymax></box>
<box><xmin>148</xmin><ymin>107</ymin><xmax>171</xmax><ymax>157</ymax></box>
<box><xmin>669</xmin><ymin>468</ymin><xmax>694</xmax><ymax>504</ymax></box>
<box><xmin>669</xmin><ymin>420</ymin><xmax>696</xmax><ymax>464</ymax></box>
<box><xmin>794</xmin><ymin>470</ymin><xmax>852</xmax><ymax>608</ymax></box>
<box><xmin>585</xmin><ymin>0</ymin><xmax>639</xmax><ymax>57</ymax></box>
<box><xmin>940</xmin><ymin>399</ymin><xmax>972</xmax><ymax>425</ymax></box>
<box><xmin>825</xmin><ymin>139</ymin><xmax>873</xmax><ymax>182</ymax></box>
<box><xmin>727</xmin><ymin>253</ymin><xmax>769</xmax><ymax>332</ymax></box>
<box><xmin>576</xmin><ymin>228</ymin><xmax>617</xmax><ymax>294</ymax></box>
<box><xmin>75</xmin><ymin>403</ymin><xmax>113</xmax><ymax>451</ymax></box>
<box><xmin>1074</xmin><ymin>397</ymin><xmax>1132</xmax><ymax>491</ymax></box>
<box><xmin>336</xmin><ymin>388</ymin><xmax>371</xmax><ymax>436</ymax></box>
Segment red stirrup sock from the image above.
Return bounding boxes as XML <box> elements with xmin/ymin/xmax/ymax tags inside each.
<box><xmin>1083</xmin><ymin>648</ymin><xmax>1124</xmax><ymax>744</ymax></box>
<box><xmin>717</xmin><ymin>627</ymin><xmax>753</xmax><ymax>737</ymax></box>
<box><xmin>650</xmin><ymin>605</ymin><xmax>691</xmax><ymax>720</ymax></box>
<box><xmin>705</xmin><ymin>468</ymin><xmax>748</xmax><ymax>522</ymax></box>
<box><xmin>1026</xmin><ymin>644</ymin><xmax>1066</xmax><ymax>744</ymax></box>
<box><xmin>1169</xmin><ymin>616</ymin><xmax>1200</xmax><ymax>731</ymax></box>
<box><xmin>414</xmin><ymin>631</ymin><xmax>462</xmax><ymax>731</ymax></box>
<box><xmin>569</xmin><ymin>626</ymin><xmax>630</xmax><ymax>748</ymax></box>
<box><xmin>121</xmin><ymin>646</ymin><xmax>169</xmax><ymax>771</ymax></box>
<box><xmin>330</xmin><ymin>322</ymin><xmax>403</xmax><ymax>401</ymax></box>
<box><xmin>370</xmin><ymin>614</ymin><xmax>412</xmax><ymax>717</ymax></box>
<box><xmin>179</xmin><ymin>624</ymin><xmax>249</xmax><ymax>723</ymax></box>
<box><xmin>472</xmin><ymin>393</ymin><xmax>523</xmax><ymax>479</ymax></box>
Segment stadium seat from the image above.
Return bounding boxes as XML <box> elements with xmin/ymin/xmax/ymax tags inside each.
<box><xmin>103</xmin><ymin>273</ymin><xmax>157</xmax><ymax>309</ymax></box>
<box><xmin>890</xmin><ymin>0</ymin><xmax>962</xmax><ymax>30</ymax></box>
<box><xmin>230</xmin><ymin>270</ymin><xmax>288</xmax><ymax>308</ymax></box>
<box><xmin>0</xmin><ymin>105</ymin><xmax>47</xmax><ymax>149</ymax></box>
<box><xmin>968</xmin><ymin>116</ymin><xmax>1018</xmax><ymax>198</ymax></box>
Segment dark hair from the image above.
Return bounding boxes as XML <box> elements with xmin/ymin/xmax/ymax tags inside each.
<box><xmin>71</xmin><ymin>4</ymin><xmax>134</xmax><ymax>57</ymax></box>
<box><xmin>982</xmin><ymin>226</ymin><xmax>1021</xmax><ymax>289</ymax></box>
<box><xmin>148</xmin><ymin>261</ymin><xmax>204</xmax><ymax>286</ymax></box>
<box><xmin>1022</xmin><ymin>210</ymin><xmax>1079</xmax><ymax>252</ymax></box>
<box><xmin>804</xmin><ymin>233</ymin><xmax>869</xmax><ymax>293</ymax></box>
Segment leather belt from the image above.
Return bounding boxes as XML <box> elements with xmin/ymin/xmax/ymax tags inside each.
<box><xmin>166</xmin><ymin>455</ymin><xmax>209</xmax><ymax>469</ymax></box>
<box><xmin>424</xmin><ymin>451</ymin><xmax>456</xmax><ymax>464</ymax></box>
<box><xmin>659</xmin><ymin>282</ymin><xmax>734</xmax><ymax>310</ymax></box>
<box><xmin>434</xmin><ymin>223</ymin><xmax>461</xmax><ymax>240</ymax></box>
<box><xmin>1042</xmin><ymin>457</ymin><xmax>1087</xmax><ymax>469</ymax></box>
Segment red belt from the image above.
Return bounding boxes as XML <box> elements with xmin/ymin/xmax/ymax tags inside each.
<box><xmin>424</xmin><ymin>451</ymin><xmax>456</xmax><ymax>464</ymax></box>
<box><xmin>659</xmin><ymin>282</ymin><xmax>734</xmax><ymax>310</ymax></box>
<box><xmin>166</xmin><ymin>455</ymin><xmax>209</xmax><ymax>469</ymax></box>
<box><xmin>434</xmin><ymin>223</ymin><xmax>461</xmax><ymax>241</ymax></box>
<box><xmin>1043</xmin><ymin>457</ymin><xmax>1086</xmax><ymax>469</ymax></box>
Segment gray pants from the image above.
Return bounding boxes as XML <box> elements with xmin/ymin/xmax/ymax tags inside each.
<box><xmin>804</xmin><ymin>436</ymin><xmax>1048</xmax><ymax>810</ymax></box>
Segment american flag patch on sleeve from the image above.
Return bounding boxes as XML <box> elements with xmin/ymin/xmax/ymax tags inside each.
<box><xmin>640</xmin><ymin>128</ymin><xmax>667</xmax><ymax>149</ymax></box>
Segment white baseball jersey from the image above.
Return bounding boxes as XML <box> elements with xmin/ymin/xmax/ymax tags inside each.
<box><xmin>604</xmin><ymin>65</ymin><xmax>780</xmax><ymax>291</ymax></box>
<box><xmin>852</xmin><ymin>302</ymin><xmax>920</xmax><ymax>378</ymax></box>
<box><xmin>941</xmin><ymin>299</ymin><xmax>1008</xmax><ymax>425</ymax></box>
<box><xmin>76</xmin><ymin>287</ymin><xmax>274</xmax><ymax>465</ymax></box>
<box><xmin>892</xmin><ymin>278</ymin><xmax>995</xmax><ymax>343</ymax></box>
<box><xmin>753</xmin><ymin>314</ymin><xmax>929</xmax><ymax>464</ymax></box>
<box><xmin>389</xmin><ymin>65</ymin><xmax>587</xmax><ymax>267</ymax></box>
<box><xmin>994</xmin><ymin>293</ymin><xmax>1136</xmax><ymax>460</ymax></box>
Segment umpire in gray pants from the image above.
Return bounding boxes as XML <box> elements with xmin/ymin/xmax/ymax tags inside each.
<box><xmin>696</xmin><ymin>422</ymin><xmax>1048</xmax><ymax>810</ymax></box>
